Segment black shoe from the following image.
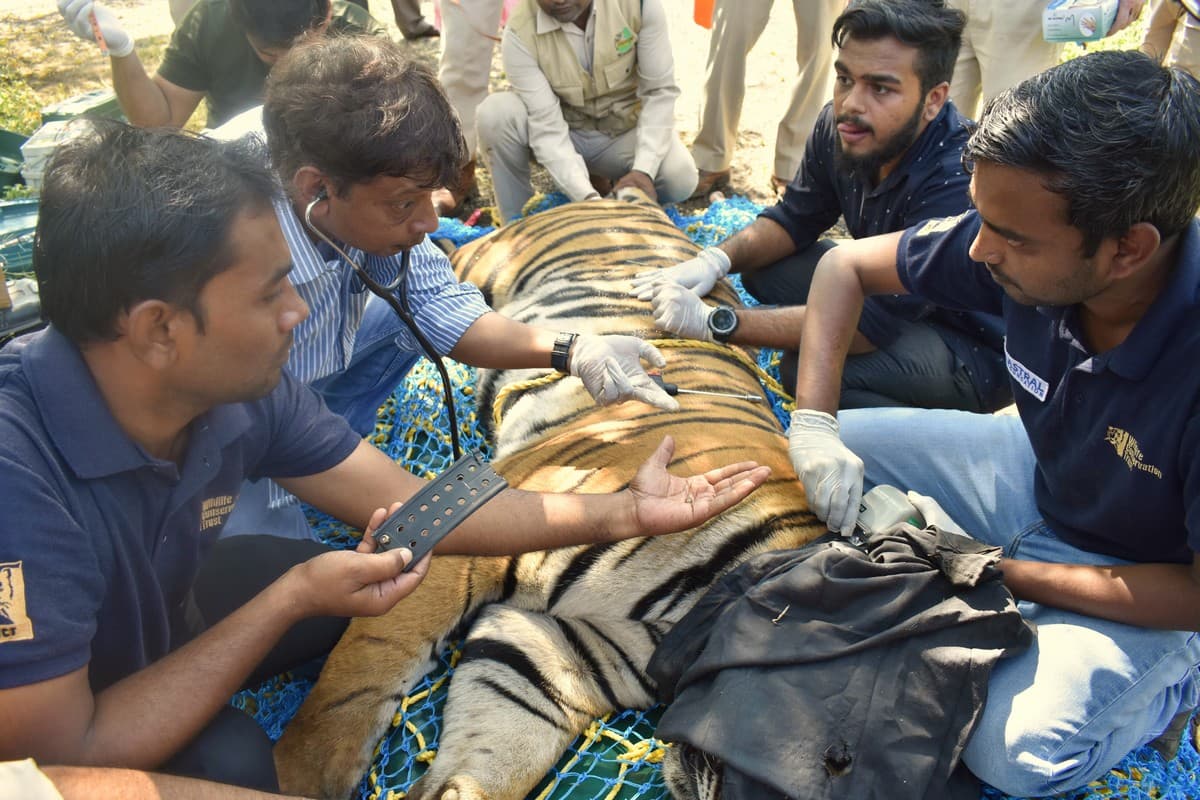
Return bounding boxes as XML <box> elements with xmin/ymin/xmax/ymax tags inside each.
<box><xmin>400</xmin><ymin>19</ymin><xmax>439</xmax><ymax>39</ymax></box>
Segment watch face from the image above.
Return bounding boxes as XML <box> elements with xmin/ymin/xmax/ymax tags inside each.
<box><xmin>709</xmin><ymin>306</ymin><xmax>738</xmax><ymax>338</ymax></box>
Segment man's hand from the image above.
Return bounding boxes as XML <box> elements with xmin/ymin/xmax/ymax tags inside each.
<box><xmin>568</xmin><ymin>333</ymin><xmax>680</xmax><ymax>411</ymax></box>
<box><xmin>285</xmin><ymin>503</ymin><xmax>430</xmax><ymax>619</ymax></box>
<box><xmin>613</xmin><ymin>170</ymin><xmax>657</xmax><ymax>202</ymax></box>
<box><xmin>58</xmin><ymin>0</ymin><xmax>134</xmax><ymax>57</ymax></box>
<box><xmin>624</xmin><ymin>435</ymin><xmax>770</xmax><ymax>537</ymax></box>
<box><xmin>1107</xmin><ymin>0</ymin><xmax>1146</xmax><ymax>35</ymax></box>
<box><xmin>787</xmin><ymin>409</ymin><xmax>864</xmax><ymax>536</ymax></box>
<box><xmin>650</xmin><ymin>282</ymin><xmax>714</xmax><ymax>341</ymax></box>
<box><xmin>631</xmin><ymin>246</ymin><xmax>731</xmax><ymax>300</ymax></box>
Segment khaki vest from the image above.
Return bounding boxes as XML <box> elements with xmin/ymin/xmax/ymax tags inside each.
<box><xmin>508</xmin><ymin>0</ymin><xmax>643</xmax><ymax>135</ymax></box>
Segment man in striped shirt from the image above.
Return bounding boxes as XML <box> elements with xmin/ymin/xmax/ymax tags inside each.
<box><xmin>221</xmin><ymin>33</ymin><xmax>678</xmax><ymax>539</ymax></box>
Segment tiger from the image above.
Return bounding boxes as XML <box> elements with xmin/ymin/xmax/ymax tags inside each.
<box><xmin>273</xmin><ymin>191</ymin><xmax>826</xmax><ymax>800</ymax></box>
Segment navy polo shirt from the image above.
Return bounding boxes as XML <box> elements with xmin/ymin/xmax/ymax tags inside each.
<box><xmin>0</xmin><ymin>327</ymin><xmax>361</xmax><ymax>691</ymax></box>
<box><xmin>898</xmin><ymin>212</ymin><xmax>1200</xmax><ymax>564</ymax></box>
<box><xmin>762</xmin><ymin>101</ymin><xmax>1008</xmax><ymax>410</ymax></box>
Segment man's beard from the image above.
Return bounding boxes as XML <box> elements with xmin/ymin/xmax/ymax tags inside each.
<box><xmin>834</xmin><ymin>100</ymin><xmax>924</xmax><ymax>182</ymax></box>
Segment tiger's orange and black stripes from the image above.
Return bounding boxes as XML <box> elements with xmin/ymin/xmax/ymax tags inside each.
<box><xmin>274</xmin><ymin>193</ymin><xmax>824</xmax><ymax>800</ymax></box>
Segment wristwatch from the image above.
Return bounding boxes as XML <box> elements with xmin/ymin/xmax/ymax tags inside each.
<box><xmin>707</xmin><ymin>305</ymin><xmax>739</xmax><ymax>343</ymax></box>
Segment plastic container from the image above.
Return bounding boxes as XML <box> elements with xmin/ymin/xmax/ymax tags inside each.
<box><xmin>0</xmin><ymin>130</ymin><xmax>27</xmax><ymax>189</ymax></box>
<box><xmin>40</xmin><ymin>89</ymin><xmax>124</xmax><ymax>125</ymax></box>
<box><xmin>1043</xmin><ymin>0</ymin><xmax>1120</xmax><ymax>42</ymax></box>
<box><xmin>19</xmin><ymin>120</ymin><xmax>93</xmax><ymax>193</ymax></box>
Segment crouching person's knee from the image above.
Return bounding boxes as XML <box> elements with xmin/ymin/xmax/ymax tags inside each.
<box><xmin>476</xmin><ymin>92</ymin><xmax>527</xmax><ymax>150</ymax></box>
<box><xmin>963</xmin><ymin>718</ymin><xmax>1117</xmax><ymax>797</ymax></box>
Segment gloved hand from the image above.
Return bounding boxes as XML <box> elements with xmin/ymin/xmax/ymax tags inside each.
<box><xmin>568</xmin><ymin>334</ymin><xmax>680</xmax><ymax>412</ymax></box>
<box><xmin>650</xmin><ymin>283</ymin><xmax>713</xmax><ymax>341</ymax></box>
<box><xmin>787</xmin><ymin>409</ymin><xmax>864</xmax><ymax>536</ymax></box>
<box><xmin>905</xmin><ymin>491</ymin><xmax>967</xmax><ymax>536</ymax></box>
<box><xmin>630</xmin><ymin>246</ymin><xmax>731</xmax><ymax>301</ymax></box>
<box><xmin>58</xmin><ymin>0</ymin><xmax>134</xmax><ymax>57</ymax></box>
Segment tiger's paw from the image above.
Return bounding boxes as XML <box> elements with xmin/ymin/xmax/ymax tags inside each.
<box><xmin>407</xmin><ymin>774</ymin><xmax>493</xmax><ymax>800</ymax></box>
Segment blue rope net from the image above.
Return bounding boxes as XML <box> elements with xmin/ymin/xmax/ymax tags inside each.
<box><xmin>232</xmin><ymin>197</ymin><xmax>1199</xmax><ymax>800</ymax></box>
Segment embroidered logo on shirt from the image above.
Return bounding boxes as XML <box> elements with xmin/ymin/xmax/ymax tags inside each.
<box><xmin>915</xmin><ymin>213</ymin><xmax>968</xmax><ymax>237</ymax></box>
<box><xmin>614</xmin><ymin>26</ymin><xmax>635</xmax><ymax>54</ymax></box>
<box><xmin>1104</xmin><ymin>427</ymin><xmax>1163</xmax><ymax>479</ymax></box>
<box><xmin>0</xmin><ymin>562</ymin><xmax>34</xmax><ymax>644</ymax></box>
<box><xmin>1004</xmin><ymin>349</ymin><xmax>1048</xmax><ymax>402</ymax></box>
<box><xmin>201</xmin><ymin>494</ymin><xmax>236</xmax><ymax>532</ymax></box>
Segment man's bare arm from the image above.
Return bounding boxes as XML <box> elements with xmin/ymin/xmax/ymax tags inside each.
<box><xmin>110</xmin><ymin>53</ymin><xmax>202</xmax><ymax>128</ymax></box>
<box><xmin>41</xmin><ymin>764</ymin><xmax>314</xmax><ymax>800</ymax></box>
<box><xmin>0</xmin><ymin>544</ymin><xmax>418</xmax><ymax>767</ymax></box>
<box><xmin>719</xmin><ymin>217</ymin><xmax>801</xmax><ymax>276</ymax></box>
<box><xmin>1000</xmin><ymin>555</ymin><xmax>1200</xmax><ymax>631</ymax></box>
<box><xmin>793</xmin><ymin>231</ymin><xmax>908</xmax><ymax>409</ymax></box>
<box><xmin>730</xmin><ymin>305</ymin><xmax>876</xmax><ymax>353</ymax></box>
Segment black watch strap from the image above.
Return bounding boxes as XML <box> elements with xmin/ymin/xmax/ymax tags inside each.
<box><xmin>551</xmin><ymin>332</ymin><xmax>578</xmax><ymax>373</ymax></box>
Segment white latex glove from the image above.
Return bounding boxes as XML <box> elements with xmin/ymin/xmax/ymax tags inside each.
<box><xmin>787</xmin><ymin>409</ymin><xmax>864</xmax><ymax>536</ymax></box>
<box><xmin>905</xmin><ymin>491</ymin><xmax>967</xmax><ymax>536</ymax></box>
<box><xmin>59</xmin><ymin>0</ymin><xmax>134</xmax><ymax>57</ymax></box>
<box><xmin>630</xmin><ymin>246</ymin><xmax>731</xmax><ymax>300</ymax></box>
<box><xmin>650</xmin><ymin>283</ymin><xmax>713</xmax><ymax>341</ymax></box>
<box><xmin>568</xmin><ymin>334</ymin><xmax>680</xmax><ymax>412</ymax></box>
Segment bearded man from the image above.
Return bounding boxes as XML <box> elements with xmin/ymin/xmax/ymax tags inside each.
<box><xmin>636</xmin><ymin>0</ymin><xmax>1010</xmax><ymax>414</ymax></box>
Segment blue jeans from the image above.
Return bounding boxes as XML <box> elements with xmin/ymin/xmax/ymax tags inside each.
<box><xmin>311</xmin><ymin>295</ymin><xmax>422</xmax><ymax>438</ymax></box>
<box><xmin>839</xmin><ymin>408</ymin><xmax>1200</xmax><ymax>796</ymax></box>
<box><xmin>222</xmin><ymin>297</ymin><xmax>420</xmax><ymax>540</ymax></box>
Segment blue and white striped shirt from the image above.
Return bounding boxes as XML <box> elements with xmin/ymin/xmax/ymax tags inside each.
<box><xmin>266</xmin><ymin>197</ymin><xmax>491</xmax><ymax>509</ymax></box>
<box><xmin>274</xmin><ymin>196</ymin><xmax>491</xmax><ymax>385</ymax></box>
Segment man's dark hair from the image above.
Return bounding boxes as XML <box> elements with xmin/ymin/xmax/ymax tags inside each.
<box><xmin>263</xmin><ymin>33</ymin><xmax>467</xmax><ymax>195</ymax></box>
<box><xmin>229</xmin><ymin>0</ymin><xmax>331</xmax><ymax>48</ymax></box>
<box><xmin>966</xmin><ymin>50</ymin><xmax>1200</xmax><ymax>256</ymax></box>
<box><xmin>34</xmin><ymin>120</ymin><xmax>279</xmax><ymax>344</ymax></box>
<box><xmin>832</xmin><ymin>0</ymin><xmax>966</xmax><ymax>94</ymax></box>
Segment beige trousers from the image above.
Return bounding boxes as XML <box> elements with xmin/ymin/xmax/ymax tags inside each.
<box><xmin>1142</xmin><ymin>0</ymin><xmax>1200</xmax><ymax>75</ymax></box>
<box><xmin>690</xmin><ymin>0</ymin><xmax>842</xmax><ymax>182</ymax></box>
<box><xmin>947</xmin><ymin>0</ymin><xmax>1064</xmax><ymax>119</ymax></box>
<box><xmin>438</xmin><ymin>0</ymin><xmax>505</xmax><ymax>155</ymax></box>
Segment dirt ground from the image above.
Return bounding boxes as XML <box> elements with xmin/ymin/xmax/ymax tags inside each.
<box><xmin>0</xmin><ymin>0</ymin><xmax>798</xmax><ymax>211</ymax></box>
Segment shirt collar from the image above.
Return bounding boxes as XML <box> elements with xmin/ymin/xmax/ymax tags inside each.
<box><xmin>1106</xmin><ymin>217</ymin><xmax>1200</xmax><ymax>380</ymax></box>
<box><xmin>24</xmin><ymin>327</ymin><xmax>254</xmax><ymax>481</ymax></box>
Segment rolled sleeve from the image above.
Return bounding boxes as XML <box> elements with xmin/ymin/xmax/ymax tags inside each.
<box><xmin>369</xmin><ymin>238</ymin><xmax>492</xmax><ymax>356</ymax></box>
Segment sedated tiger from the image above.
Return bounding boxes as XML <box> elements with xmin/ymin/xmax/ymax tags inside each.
<box><xmin>274</xmin><ymin>192</ymin><xmax>826</xmax><ymax>800</ymax></box>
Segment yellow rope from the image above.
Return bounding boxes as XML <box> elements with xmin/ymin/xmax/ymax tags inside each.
<box><xmin>492</xmin><ymin>372</ymin><xmax>569</xmax><ymax>430</ymax></box>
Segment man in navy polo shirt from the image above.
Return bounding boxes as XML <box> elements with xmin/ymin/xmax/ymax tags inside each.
<box><xmin>0</xmin><ymin>122</ymin><xmax>768</xmax><ymax>792</ymax></box>
<box><xmin>786</xmin><ymin>50</ymin><xmax>1200</xmax><ymax>796</ymax></box>
<box><xmin>636</xmin><ymin>0</ymin><xmax>1010</xmax><ymax>415</ymax></box>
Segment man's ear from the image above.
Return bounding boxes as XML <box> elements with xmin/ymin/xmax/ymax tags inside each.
<box><xmin>123</xmin><ymin>299</ymin><xmax>188</xmax><ymax>370</ymax></box>
<box><xmin>1110</xmin><ymin>221</ymin><xmax>1162</xmax><ymax>280</ymax></box>
<box><xmin>923</xmin><ymin>81</ymin><xmax>950</xmax><ymax>122</ymax></box>
<box><xmin>293</xmin><ymin>166</ymin><xmax>331</xmax><ymax>209</ymax></box>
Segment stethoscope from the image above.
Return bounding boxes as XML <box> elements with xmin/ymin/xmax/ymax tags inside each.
<box><xmin>304</xmin><ymin>191</ymin><xmax>464</xmax><ymax>460</ymax></box>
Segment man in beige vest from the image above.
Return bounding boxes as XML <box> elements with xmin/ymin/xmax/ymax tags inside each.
<box><xmin>477</xmin><ymin>0</ymin><xmax>697</xmax><ymax>223</ymax></box>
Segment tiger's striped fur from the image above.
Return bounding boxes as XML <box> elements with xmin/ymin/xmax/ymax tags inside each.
<box><xmin>273</xmin><ymin>193</ymin><xmax>825</xmax><ymax>800</ymax></box>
